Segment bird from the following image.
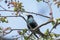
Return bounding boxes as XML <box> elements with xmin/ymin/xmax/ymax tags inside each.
<box><xmin>27</xmin><ymin>15</ymin><xmax>46</xmax><ymax>38</ymax></box>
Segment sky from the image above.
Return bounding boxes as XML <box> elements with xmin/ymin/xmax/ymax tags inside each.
<box><xmin>0</xmin><ymin>0</ymin><xmax>60</xmax><ymax>39</ymax></box>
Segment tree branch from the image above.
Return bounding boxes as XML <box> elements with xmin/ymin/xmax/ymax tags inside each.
<box><xmin>33</xmin><ymin>21</ymin><xmax>51</xmax><ymax>31</ymax></box>
<box><xmin>0</xmin><ymin>10</ymin><xmax>50</xmax><ymax>18</ymax></box>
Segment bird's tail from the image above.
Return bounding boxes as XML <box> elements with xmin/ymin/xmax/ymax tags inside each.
<box><xmin>36</xmin><ymin>29</ymin><xmax>47</xmax><ymax>37</ymax></box>
<box><xmin>33</xmin><ymin>33</ymin><xmax>39</xmax><ymax>38</ymax></box>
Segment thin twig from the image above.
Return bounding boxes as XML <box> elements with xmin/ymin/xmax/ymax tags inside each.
<box><xmin>0</xmin><ymin>5</ymin><xmax>6</xmax><ymax>10</ymax></box>
<box><xmin>19</xmin><ymin>14</ymin><xmax>27</xmax><ymax>23</ymax></box>
<box><xmin>3</xmin><ymin>30</ymin><xmax>13</xmax><ymax>36</ymax></box>
<box><xmin>0</xmin><ymin>10</ymin><xmax>14</xmax><ymax>12</ymax></box>
<box><xmin>44</xmin><ymin>0</ymin><xmax>53</xmax><ymax>19</ymax></box>
<box><xmin>0</xmin><ymin>10</ymin><xmax>50</xmax><ymax>18</ymax></box>
<box><xmin>27</xmin><ymin>33</ymin><xmax>33</xmax><ymax>39</ymax></box>
<box><xmin>3</xmin><ymin>28</ymin><xmax>28</xmax><ymax>36</ymax></box>
<box><xmin>43</xmin><ymin>0</ymin><xmax>55</xmax><ymax>35</ymax></box>
<box><xmin>0</xmin><ymin>16</ymin><xmax>21</xmax><ymax>17</ymax></box>
<box><xmin>24</xmin><ymin>11</ymin><xmax>50</xmax><ymax>18</ymax></box>
<box><xmin>11</xmin><ymin>29</ymin><xmax>28</xmax><ymax>30</ymax></box>
<box><xmin>50</xmin><ymin>22</ymin><xmax>60</xmax><ymax>33</ymax></box>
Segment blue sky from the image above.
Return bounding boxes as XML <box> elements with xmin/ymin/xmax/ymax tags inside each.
<box><xmin>0</xmin><ymin>0</ymin><xmax>60</xmax><ymax>39</ymax></box>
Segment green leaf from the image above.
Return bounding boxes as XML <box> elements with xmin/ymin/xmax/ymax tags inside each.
<box><xmin>57</xmin><ymin>18</ymin><xmax>60</xmax><ymax>20</ymax></box>
<box><xmin>48</xmin><ymin>38</ymin><xmax>53</xmax><ymax>40</ymax></box>
<box><xmin>14</xmin><ymin>7</ymin><xmax>18</xmax><ymax>11</ymax></box>
<box><xmin>55</xmin><ymin>2</ymin><xmax>60</xmax><ymax>8</ymax></box>
<box><xmin>21</xmin><ymin>8</ymin><xmax>25</xmax><ymax>11</ymax></box>
<box><xmin>36</xmin><ymin>0</ymin><xmax>42</xmax><ymax>2</ymax></box>
<box><xmin>24</xmin><ymin>36</ymin><xmax>28</xmax><ymax>40</ymax></box>
<box><xmin>51</xmin><ymin>21</ymin><xmax>55</xmax><ymax>26</ymax></box>
<box><xmin>5</xmin><ymin>20</ymin><xmax>8</xmax><ymax>23</ymax></box>
<box><xmin>23</xmin><ymin>29</ymin><xmax>27</xmax><ymax>33</ymax></box>
<box><xmin>49</xmin><ymin>33</ymin><xmax>54</xmax><ymax>37</ymax></box>
<box><xmin>56</xmin><ymin>18</ymin><xmax>60</xmax><ymax>22</ymax></box>
<box><xmin>0</xmin><ymin>17</ymin><xmax>8</xmax><ymax>23</ymax></box>
<box><xmin>0</xmin><ymin>27</ymin><xmax>2</xmax><ymax>30</ymax></box>
<box><xmin>54</xmin><ymin>34</ymin><xmax>60</xmax><ymax>37</ymax></box>
<box><xmin>1</xmin><ymin>17</ymin><xmax>6</xmax><ymax>22</ymax></box>
<box><xmin>44</xmin><ymin>29</ymin><xmax>49</xmax><ymax>35</ymax></box>
<box><xmin>19</xmin><ymin>31</ymin><xmax>23</xmax><ymax>35</ymax></box>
